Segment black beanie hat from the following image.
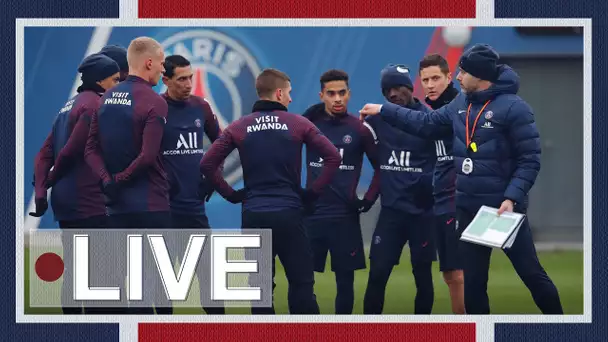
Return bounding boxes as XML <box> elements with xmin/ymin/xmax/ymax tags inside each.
<box><xmin>100</xmin><ymin>45</ymin><xmax>129</xmax><ymax>73</ymax></box>
<box><xmin>380</xmin><ymin>64</ymin><xmax>414</xmax><ymax>92</ymax></box>
<box><xmin>458</xmin><ymin>43</ymin><xmax>500</xmax><ymax>81</ymax></box>
<box><xmin>78</xmin><ymin>53</ymin><xmax>120</xmax><ymax>84</ymax></box>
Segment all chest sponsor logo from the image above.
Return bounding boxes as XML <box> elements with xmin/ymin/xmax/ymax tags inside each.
<box><xmin>482</xmin><ymin>121</ymin><xmax>494</xmax><ymax>129</ymax></box>
<box><xmin>380</xmin><ymin>150</ymin><xmax>423</xmax><ymax>172</ymax></box>
<box><xmin>309</xmin><ymin>148</ymin><xmax>355</xmax><ymax>171</ymax></box>
<box><xmin>158</xmin><ymin>29</ymin><xmax>262</xmax><ymax>185</ymax></box>
<box><xmin>163</xmin><ymin>132</ymin><xmax>205</xmax><ymax>156</ymax></box>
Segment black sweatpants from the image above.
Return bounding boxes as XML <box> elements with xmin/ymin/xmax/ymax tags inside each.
<box><xmin>457</xmin><ymin>207</ymin><xmax>563</xmax><ymax>314</ymax></box>
<box><xmin>243</xmin><ymin>208</ymin><xmax>320</xmax><ymax>314</ymax></box>
<box><xmin>169</xmin><ymin>213</ymin><xmax>225</xmax><ymax>315</ymax></box>
<box><xmin>364</xmin><ymin>207</ymin><xmax>436</xmax><ymax>314</ymax></box>
<box><xmin>58</xmin><ymin>214</ymin><xmax>109</xmax><ymax>315</ymax></box>
<box><xmin>104</xmin><ymin>211</ymin><xmax>173</xmax><ymax>315</ymax></box>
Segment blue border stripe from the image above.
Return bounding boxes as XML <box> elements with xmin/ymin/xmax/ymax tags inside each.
<box><xmin>2</xmin><ymin>1</ymin><xmax>120</xmax><ymax>340</ymax></box>
<box><xmin>495</xmin><ymin>1</ymin><xmax>606</xmax><ymax>341</ymax></box>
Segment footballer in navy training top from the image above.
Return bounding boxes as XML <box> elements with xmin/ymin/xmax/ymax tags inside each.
<box><xmin>84</xmin><ymin>37</ymin><xmax>172</xmax><ymax>316</ymax></box>
<box><xmin>362</xmin><ymin>64</ymin><xmax>438</xmax><ymax>315</ymax></box>
<box><xmin>159</xmin><ymin>54</ymin><xmax>227</xmax><ymax>315</ymax></box>
<box><xmin>202</xmin><ymin>68</ymin><xmax>337</xmax><ymax>315</ymax></box>
<box><xmin>419</xmin><ymin>53</ymin><xmax>465</xmax><ymax>314</ymax></box>
<box><xmin>302</xmin><ymin>71</ymin><xmax>381</xmax><ymax>219</ymax></box>
<box><xmin>301</xmin><ymin>69</ymin><xmax>381</xmax><ymax>315</ymax></box>
<box><xmin>85</xmin><ymin>37</ymin><xmax>170</xmax><ymax>221</ymax></box>
<box><xmin>159</xmin><ymin>55</ymin><xmax>222</xmax><ymax>220</ymax></box>
<box><xmin>200</xmin><ymin>70</ymin><xmax>341</xmax><ymax>213</ymax></box>
<box><xmin>31</xmin><ymin>53</ymin><xmax>121</xmax><ymax>316</ymax></box>
<box><xmin>32</xmin><ymin>53</ymin><xmax>121</xmax><ymax>225</ymax></box>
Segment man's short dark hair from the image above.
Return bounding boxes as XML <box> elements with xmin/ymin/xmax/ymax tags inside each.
<box><xmin>255</xmin><ymin>68</ymin><xmax>291</xmax><ymax>98</ymax></box>
<box><xmin>164</xmin><ymin>55</ymin><xmax>191</xmax><ymax>78</ymax></box>
<box><xmin>418</xmin><ymin>54</ymin><xmax>450</xmax><ymax>75</ymax></box>
<box><xmin>320</xmin><ymin>69</ymin><xmax>349</xmax><ymax>90</ymax></box>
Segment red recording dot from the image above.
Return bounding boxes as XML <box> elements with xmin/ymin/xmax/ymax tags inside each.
<box><xmin>35</xmin><ymin>252</ymin><xmax>64</xmax><ymax>282</ymax></box>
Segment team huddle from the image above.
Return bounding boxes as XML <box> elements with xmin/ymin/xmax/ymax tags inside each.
<box><xmin>32</xmin><ymin>36</ymin><xmax>564</xmax><ymax>315</ymax></box>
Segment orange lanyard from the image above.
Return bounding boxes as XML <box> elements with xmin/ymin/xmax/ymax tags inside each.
<box><xmin>465</xmin><ymin>101</ymin><xmax>491</xmax><ymax>148</ymax></box>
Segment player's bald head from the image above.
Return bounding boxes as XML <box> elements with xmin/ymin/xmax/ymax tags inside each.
<box><xmin>127</xmin><ymin>37</ymin><xmax>163</xmax><ymax>68</ymax></box>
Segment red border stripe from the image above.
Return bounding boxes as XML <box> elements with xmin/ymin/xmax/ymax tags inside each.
<box><xmin>139</xmin><ymin>323</ymin><xmax>476</xmax><ymax>342</ymax></box>
<box><xmin>138</xmin><ymin>0</ymin><xmax>476</xmax><ymax>18</ymax></box>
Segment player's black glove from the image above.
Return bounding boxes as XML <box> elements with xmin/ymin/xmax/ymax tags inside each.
<box><xmin>226</xmin><ymin>188</ymin><xmax>246</xmax><ymax>204</ymax></box>
<box><xmin>101</xmin><ymin>178</ymin><xmax>121</xmax><ymax>206</ymax></box>
<box><xmin>197</xmin><ymin>175</ymin><xmax>215</xmax><ymax>202</ymax></box>
<box><xmin>28</xmin><ymin>197</ymin><xmax>48</xmax><ymax>217</ymax></box>
<box><xmin>351</xmin><ymin>198</ymin><xmax>374</xmax><ymax>213</ymax></box>
<box><xmin>299</xmin><ymin>188</ymin><xmax>320</xmax><ymax>215</ymax></box>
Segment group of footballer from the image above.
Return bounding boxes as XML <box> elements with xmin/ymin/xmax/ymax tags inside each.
<box><xmin>32</xmin><ymin>35</ymin><xmax>563</xmax><ymax>315</ymax></box>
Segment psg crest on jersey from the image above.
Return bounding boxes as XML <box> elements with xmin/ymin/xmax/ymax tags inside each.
<box><xmin>158</xmin><ymin>29</ymin><xmax>262</xmax><ymax>186</ymax></box>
